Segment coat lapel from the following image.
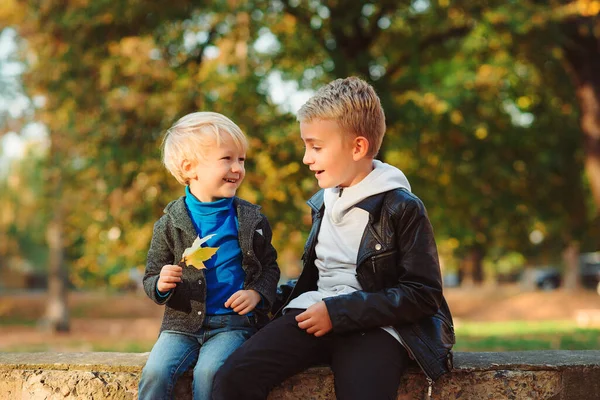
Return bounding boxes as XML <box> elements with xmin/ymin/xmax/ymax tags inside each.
<box><xmin>164</xmin><ymin>197</ymin><xmax>198</xmax><ymax>247</ymax></box>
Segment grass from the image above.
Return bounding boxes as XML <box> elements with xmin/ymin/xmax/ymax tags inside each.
<box><xmin>454</xmin><ymin>320</ymin><xmax>600</xmax><ymax>351</ymax></box>
<box><xmin>1</xmin><ymin>319</ymin><xmax>598</xmax><ymax>353</ymax></box>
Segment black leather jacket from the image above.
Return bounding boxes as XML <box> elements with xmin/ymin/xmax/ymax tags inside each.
<box><xmin>274</xmin><ymin>188</ymin><xmax>455</xmax><ymax>382</ymax></box>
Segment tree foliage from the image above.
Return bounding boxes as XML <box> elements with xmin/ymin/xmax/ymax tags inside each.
<box><xmin>0</xmin><ymin>0</ymin><xmax>598</xmax><ymax>292</ymax></box>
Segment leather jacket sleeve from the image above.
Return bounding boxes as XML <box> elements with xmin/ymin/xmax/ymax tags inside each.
<box><xmin>324</xmin><ymin>197</ymin><xmax>443</xmax><ymax>333</ymax></box>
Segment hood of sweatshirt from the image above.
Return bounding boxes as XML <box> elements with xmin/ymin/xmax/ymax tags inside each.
<box><xmin>324</xmin><ymin>160</ymin><xmax>411</xmax><ymax>224</ymax></box>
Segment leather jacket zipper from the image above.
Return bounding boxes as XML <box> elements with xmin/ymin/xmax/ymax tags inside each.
<box><xmin>397</xmin><ymin>334</ymin><xmax>434</xmax><ymax>399</ymax></box>
<box><xmin>371</xmin><ymin>258</ymin><xmax>376</xmax><ymax>274</ymax></box>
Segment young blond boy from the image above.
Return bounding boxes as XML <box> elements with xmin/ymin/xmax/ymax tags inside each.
<box><xmin>138</xmin><ymin>112</ymin><xmax>280</xmax><ymax>400</ymax></box>
<box><xmin>212</xmin><ymin>77</ymin><xmax>454</xmax><ymax>399</ymax></box>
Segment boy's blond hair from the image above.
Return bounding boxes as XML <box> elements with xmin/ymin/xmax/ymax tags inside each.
<box><xmin>162</xmin><ymin>112</ymin><xmax>248</xmax><ymax>185</ymax></box>
<box><xmin>297</xmin><ymin>76</ymin><xmax>385</xmax><ymax>158</ymax></box>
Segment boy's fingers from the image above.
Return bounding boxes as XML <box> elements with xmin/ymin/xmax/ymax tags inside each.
<box><xmin>237</xmin><ymin>305</ymin><xmax>252</xmax><ymax>315</ymax></box>
<box><xmin>161</xmin><ymin>276</ymin><xmax>181</xmax><ymax>283</ymax></box>
<box><xmin>233</xmin><ymin>299</ymin><xmax>249</xmax><ymax>312</ymax></box>
<box><xmin>159</xmin><ymin>283</ymin><xmax>176</xmax><ymax>290</ymax></box>
<box><xmin>295</xmin><ymin>311</ymin><xmax>310</xmax><ymax>322</ymax></box>
<box><xmin>163</xmin><ymin>265</ymin><xmax>182</xmax><ymax>273</ymax></box>
<box><xmin>225</xmin><ymin>291</ymin><xmax>242</xmax><ymax>308</ymax></box>
<box><xmin>297</xmin><ymin>318</ymin><xmax>313</xmax><ymax>330</ymax></box>
<box><xmin>231</xmin><ymin>294</ymin><xmax>249</xmax><ymax>309</ymax></box>
<box><xmin>306</xmin><ymin>325</ymin><xmax>319</xmax><ymax>334</ymax></box>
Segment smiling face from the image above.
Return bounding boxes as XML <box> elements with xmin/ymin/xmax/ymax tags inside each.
<box><xmin>186</xmin><ymin>134</ymin><xmax>246</xmax><ymax>202</ymax></box>
<box><xmin>301</xmin><ymin>119</ymin><xmax>371</xmax><ymax>189</ymax></box>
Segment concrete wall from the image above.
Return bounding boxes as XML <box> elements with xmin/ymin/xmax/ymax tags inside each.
<box><xmin>1</xmin><ymin>351</ymin><xmax>599</xmax><ymax>399</ymax></box>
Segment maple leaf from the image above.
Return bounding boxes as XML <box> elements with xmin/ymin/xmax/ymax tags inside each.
<box><xmin>181</xmin><ymin>234</ymin><xmax>219</xmax><ymax>270</ymax></box>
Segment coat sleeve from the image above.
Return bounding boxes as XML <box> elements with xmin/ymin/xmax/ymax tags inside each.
<box><xmin>246</xmin><ymin>215</ymin><xmax>280</xmax><ymax>312</ymax></box>
<box><xmin>143</xmin><ymin>217</ymin><xmax>176</xmax><ymax>305</ymax></box>
<box><xmin>324</xmin><ymin>197</ymin><xmax>443</xmax><ymax>333</ymax></box>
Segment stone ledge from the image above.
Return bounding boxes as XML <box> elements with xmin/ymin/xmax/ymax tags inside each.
<box><xmin>1</xmin><ymin>351</ymin><xmax>599</xmax><ymax>399</ymax></box>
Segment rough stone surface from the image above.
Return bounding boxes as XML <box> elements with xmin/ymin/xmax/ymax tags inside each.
<box><xmin>0</xmin><ymin>351</ymin><xmax>598</xmax><ymax>399</ymax></box>
<box><xmin>0</xmin><ymin>370</ymin><xmax>139</xmax><ymax>400</ymax></box>
<box><xmin>560</xmin><ymin>366</ymin><xmax>600</xmax><ymax>400</ymax></box>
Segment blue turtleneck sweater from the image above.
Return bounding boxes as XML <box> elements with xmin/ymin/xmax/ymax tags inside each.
<box><xmin>184</xmin><ymin>186</ymin><xmax>245</xmax><ymax>315</ymax></box>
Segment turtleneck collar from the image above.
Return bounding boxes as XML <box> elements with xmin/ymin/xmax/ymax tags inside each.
<box><xmin>185</xmin><ymin>186</ymin><xmax>234</xmax><ymax>218</ymax></box>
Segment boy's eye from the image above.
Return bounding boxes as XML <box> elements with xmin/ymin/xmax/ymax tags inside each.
<box><xmin>221</xmin><ymin>156</ymin><xmax>231</xmax><ymax>160</ymax></box>
<box><xmin>239</xmin><ymin>158</ymin><xmax>245</xmax><ymax>162</ymax></box>
<box><xmin>313</xmin><ymin>147</ymin><xmax>321</xmax><ymax>151</ymax></box>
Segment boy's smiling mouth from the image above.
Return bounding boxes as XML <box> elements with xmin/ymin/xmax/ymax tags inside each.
<box><xmin>223</xmin><ymin>178</ymin><xmax>238</xmax><ymax>183</ymax></box>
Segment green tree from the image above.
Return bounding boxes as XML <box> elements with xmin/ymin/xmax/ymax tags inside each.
<box><xmin>258</xmin><ymin>0</ymin><xmax>599</xmax><ymax>286</ymax></box>
<box><xmin>1</xmin><ymin>0</ymin><xmax>314</xmax><ymax>333</ymax></box>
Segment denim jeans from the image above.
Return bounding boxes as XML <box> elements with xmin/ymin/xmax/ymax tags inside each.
<box><xmin>138</xmin><ymin>314</ymin><xmax>256</xmax><ymax>400</ymax></box>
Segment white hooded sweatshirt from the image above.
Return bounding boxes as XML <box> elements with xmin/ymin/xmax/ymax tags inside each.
<box><xmin>285</xmin><ymin>160</ymin><xmax>411</xmax><ymax>341</ymax></box>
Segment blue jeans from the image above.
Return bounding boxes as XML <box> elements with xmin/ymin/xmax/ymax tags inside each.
<box><xmin>138</xmin><ymin>314</ymin><xmax>256</xmax><ymax>400</ymax></box>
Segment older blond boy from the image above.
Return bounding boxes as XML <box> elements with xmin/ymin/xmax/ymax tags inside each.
<box><xmin>138</xmin><ymin>112</ymin><xmax>279</xmax><ymax>400</ymax></box>
<box><xmin>213</xmin><ymin>77</ymin><xmax>454</xmax><ymax>399</ymax></box>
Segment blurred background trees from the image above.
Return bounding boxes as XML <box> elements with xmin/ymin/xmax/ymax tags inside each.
<box><xmin>0</xmin><ymin>0</ymin><xmax>599</xmax><ymax>330</ymax></box>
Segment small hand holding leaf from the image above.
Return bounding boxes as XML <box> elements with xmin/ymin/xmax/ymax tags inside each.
<box><xmin>181</xmin><ymin>234</ymin><xmax>219</xmax><ymax>270</ymax></box>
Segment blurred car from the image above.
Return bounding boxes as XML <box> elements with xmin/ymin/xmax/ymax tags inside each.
<box><xmin>534</xmin><ymin>267</ymin><xmax>562</xmax><ymax>290</ymax></box>
<box><xmin>521</xmin><ymin>267</ymin><xmax>562</xmax><ymax>291</ymax></box>
<box><xmin>443</xmin><ymin>272</ymin><xmax>460</xmax><ymax>288</ymax></box>
<box><xmin>580</xmin><ymin>252</ymin><xmax>600</xmax><ymax>292</ymax></box>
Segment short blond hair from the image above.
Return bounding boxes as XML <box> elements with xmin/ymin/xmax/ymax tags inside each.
<box><xmin>297</xmin><ymin>77</ymin><xmax>385</xmax><ymax>158</ymax></box>
<box><xmin>162</xmin><ymin>112</ymin><xmax>248</xmax><ymax>185</ymax></box>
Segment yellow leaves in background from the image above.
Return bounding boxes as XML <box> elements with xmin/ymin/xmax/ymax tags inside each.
<box><xmin>0</xmin><ymin>0</ymin><xmax>25</xmax><ymax>23</ymax></box>
<box><xmin>476</xmin><ymin>64</ymin><xmax>508</xmax><ymax>88</ymax></box>
<box><xmin>244</xmin><ymin>153</ymin><xmax>301</xmax><ymax>203</ymax></box>
<box><xmin>105</xmin><ymin>36</ymin><xmax>174</xmax><ymax>82</ymax></box>
<box><xmin>439</xmin><ymin>174</ymin><xmax>451</xmax><ymax>186</ymax></box>
<box><xmin>451</xmin><ymin>110</ymin><xmax>464</xmax><ymax>125</ymax></box>
<box><xmin>576</xmin><ymin>0</ymin><xmax>600</xmax><ymax>17</ymax></box>
<box><xmin>556</xmin><ymin>0</ymin><xmax>600</xmax><ymax>18</ymax></box>
<box><xmin>475</xmin><ymin>126</ymin><xmax>488</xmax><ymax>140</ymax></box>
<box><xmin>517</xmin><ymin>96</ymin><xmax>532</xmax><ymax>110</ymax></box>
<box><xmin>399</xmin><ymin>91</ymin><xmax>449</xmax><ymax>115</ymax></box>
<box><xmin>181</xmin><ymin>235</ymin><xmax>219</xmax><ymax>270</ymax></box>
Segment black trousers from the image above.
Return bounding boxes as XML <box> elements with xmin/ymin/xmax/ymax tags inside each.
<box><xmin>212</xmin><ymin>309</ymin><xmax>410</xmax><ymax>400</ymax></box>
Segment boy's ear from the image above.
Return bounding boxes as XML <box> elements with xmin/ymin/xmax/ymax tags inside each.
<box><xmin>352</xmin><ymin>136</ymin><xmax>370</xmax><ymax>161</ymax></box>
<box><xmin>181</xmin><ymin>159</ymin><xmax>196</xmax><ymax>180</ymax></box>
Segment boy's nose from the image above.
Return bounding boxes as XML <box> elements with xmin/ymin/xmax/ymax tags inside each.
<box><xmin>302</xmin><ymin>151</ymin><xmax>312</xmax><ymax>165</ymax></box>
<box><xmin>231</xmin><ymin>161</ymin><xmax>243</xmax><ymax>172</ymax></box>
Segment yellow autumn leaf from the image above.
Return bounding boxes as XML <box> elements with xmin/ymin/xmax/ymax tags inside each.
<box><xmin>181</xmin><ymin>235</ymin><xmax>219</xmax><ymax>270</ymax></box>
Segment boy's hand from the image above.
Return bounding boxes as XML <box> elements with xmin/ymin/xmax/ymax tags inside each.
<box><xmin>296</xmin><ymin>301</ymin><xmax>332</xmax><ymax>337</ymax></box>
<box><xmin>225</xmin><ymin>289</ymin><xmax>261</xmax><ymax>315</ymax></box>
<box><xmin>157</xmin><ymin>264</ymin><xmax>182</xmax><ymax>293</ymax></box>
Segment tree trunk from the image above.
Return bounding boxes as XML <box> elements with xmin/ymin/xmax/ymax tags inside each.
<box><xmin>460</xmin><ymin>246</ymin><xmax>485</xmax><ymax>287</ymax></box>
<box><xmin>43</xmin><ymin>209</ymin><xmax>69</xmax><ymax>332</ymax></box>
<box><xmin>471</xmin><ymin>246</ymin><xmax>485</xmax><ymax>284</ymax></box>
<box><xmin>563</xmin><ymin>18</ymin><xmax>600</xmax><ymax>214</ymax></box>
<box><xmin>562</xmin><ymin>240</ymin><xmax>581</xmax><ymax>291</ymax></box>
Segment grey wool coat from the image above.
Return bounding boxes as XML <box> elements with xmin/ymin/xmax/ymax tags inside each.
<box><xmin>142</xmin><ymin>196</ymin><xmax>280</xmax><ymax>334</ymax></box>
